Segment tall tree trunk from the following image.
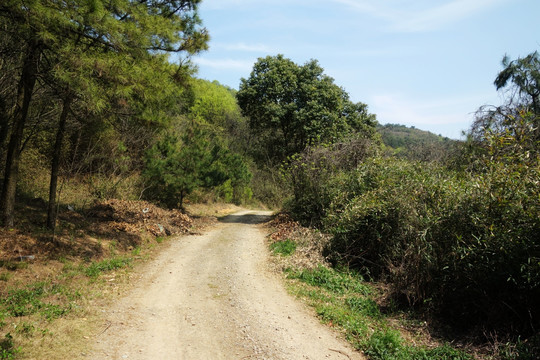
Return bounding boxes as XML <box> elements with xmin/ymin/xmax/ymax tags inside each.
<box><xmin>0</xmin><ymin>121</ymin><xmax>9</xmax><ymax>155</ymax></box>
<box><xmin>47</xmin><ymin>95</ymin><xmax>72</xmax><ymax>230</ymax></box>
<box><xmin>0</xmin><ymin>43</ymin><xmax>40</xmax><ymax>227</ymax></box>
<box><xmin>0</xmin><ymin>97</ymin><xmax>9</xmax><ymax>152</ymax></box>
<box><xmin>0</xmin><ymin>99</ymin><xmax>9</xmax><ymax>176</ymax></box>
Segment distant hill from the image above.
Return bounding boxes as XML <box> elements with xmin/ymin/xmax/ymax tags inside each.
<box><xmin>377</xmin><ymin>123</ymin><xmax>459</xmax><ymax>162</ymax></box>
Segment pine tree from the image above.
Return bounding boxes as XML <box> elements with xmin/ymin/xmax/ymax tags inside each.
<box><xmin>0</xmin><ymin>0</ymin><xmax>209</xmax><ymax>227</ymax></box>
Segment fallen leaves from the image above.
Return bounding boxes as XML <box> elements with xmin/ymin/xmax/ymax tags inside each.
<box><xmin>267</xmin><ymin>213</ymin><xmax>299</xmax><ymax>241</ymax></box>
<box><xmin>89</xmin><ymin>199</ymin><xmax>193</xmax><ymax>237</ymax></box>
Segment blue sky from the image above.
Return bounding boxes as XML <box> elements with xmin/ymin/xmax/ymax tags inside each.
<box><xmin>191</xmin><ymin>0</ymin><xmax>539</xmax><ymax>139</ymax></box>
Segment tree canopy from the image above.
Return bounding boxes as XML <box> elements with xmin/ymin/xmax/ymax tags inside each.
<box><xmin>236</xmin><ymin>54</ymin><xmax>377</xmax><ymax>164</ymax></box>
<box><xmin>471</xmin><ymin>50</ymin><xmax>540</xmax><ymax>159</ymax></box>
<box><xmin>0</xmin><ymin>0</ymin><xmax>209</xmax><ymax>227</ymax></box>
<box><xmin>494</xmin><ymin>51</ymin><xmax>540</xmax><ymax>113</ymax></box>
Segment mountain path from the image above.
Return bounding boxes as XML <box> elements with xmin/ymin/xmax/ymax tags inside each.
<box><xmin>88</xmin><ymin>210</ymin><xmax>364</xmax><ymax>360</ymax></box>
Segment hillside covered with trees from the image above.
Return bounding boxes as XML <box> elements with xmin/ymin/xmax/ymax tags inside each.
<box><xmin>378</xmin><ymin>123</ymin><xmax>459</xmax><ymax>162</ymax></box>
<box><xmin>0</xmin><ymin>0</ymin><xmax>538</xmax><ymax>358</ymax></box>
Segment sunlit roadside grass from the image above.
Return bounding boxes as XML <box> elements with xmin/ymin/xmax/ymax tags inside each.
<box><xmin>0</xmin><ymin>234</ymin><xmax>171</xmax><ymax>359</ymax></box>
<box><xmin>280</xmin><ymin>262</ymin><xmax>472</xmax><ymax>360</ymax></box>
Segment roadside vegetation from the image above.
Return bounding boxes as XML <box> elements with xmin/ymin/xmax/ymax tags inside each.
<box><xmin>267</xmin><ymin>215</ymin><xmax>475</xmax><ymax>360</ymax></box>
<box><xmin>277</xmin><ymin>51</ymin><xmax>540</xmax><ymax>359</ymax></box>
<box><xmin>288</xmin><ymin>266</ymin><xmax>472</xmax><ymax>360</ymax></box>
<box><xmin>378</xmin><ymin>123</ymin><xmax>459</xmax><ymax>162</ymax></box>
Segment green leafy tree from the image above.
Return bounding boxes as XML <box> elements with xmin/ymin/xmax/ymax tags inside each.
<box><xmin>143</xmin><ymin>124</ymin><xmax>207</xmax><ymax>208</ymax></box>
<box><xmin>0</xmin><ymin>0</ymin><xmax>209</xmax><ymax>227</ymax></box>
<box><xmin>469</xmin><ymin>51</ymin><xmax>540</xmax><ymax>165</ymax></box>
<box><xmin>189</xmin><ymin>79</ymin><xmax>241</xmax><ymax>129</ymax></box>
<box><xmin>188</xmin><ymin>79</ymin><xmax>252</xmax><ymax>154</ymax></box>
<box><xmin>495</xmin><ymin>51</ymin><xmax>540</xmax><ymax>113</ymax></box>
<box><xmin>236</xmin><ymin>54</ymin><xmax>376</xmax><ymax>164</ymax></box>
<box><xmin>186</xmin><ymin>79</ymin><xmax>253</xmax><ymax>203</ymax></box>
<box><xmin>207</xmin><ymin>147</ymin><xmax>252</xmax><ymax>204</ymax></box>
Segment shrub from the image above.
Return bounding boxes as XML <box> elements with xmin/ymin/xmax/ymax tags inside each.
<box><xmin>319</xmin><ymin>155</ymin><xmax>540</xmax><ymax>333</ymax></box>
<box><xmin>0</xmin><ymin>333</ymin><xmax>19</xmax><ymax>360</ymax></box>
<box><xmin>285</xmin><ymin>136</ymin><xmax>377</xmax><ymax>225</ymax></box>
<box><xmin>287</xmin><ymin>266</ymin><xmax>370</xmax><ymax>295</ymax></box>
<box><xmin>285</xmin><ymin>148</ymin><xmax>539</xmax><ymax>335</ymax></box>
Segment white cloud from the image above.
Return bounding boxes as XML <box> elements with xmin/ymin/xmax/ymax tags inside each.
<box><xmin>394</xmin><ymin>0</ymin><xmax>508</xmax><ymax>32</ymax></box>
<box><xmin>217</xmin><ymin>42</ymin><xmax>274</xmax><ymax>53</ymax></box>
<box><xmin>370</xmin><ymin>92</ymin><xmax>477</xmax><ymax>126</ymax></box>
<box><xmin>193</xmin><ymin>58</ymin><xmax>254</xmax><ymax>72</ymax></box>
<box><xmin>333</xmin><ymin>0</ymin><xmax>508</xmax><ymax>32</ymax></box>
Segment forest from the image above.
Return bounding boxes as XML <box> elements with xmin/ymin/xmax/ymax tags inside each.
<box><xmin>1</xmin><ymin>1</ymin><xmax>539</xmax><ymax>359</ymax></box>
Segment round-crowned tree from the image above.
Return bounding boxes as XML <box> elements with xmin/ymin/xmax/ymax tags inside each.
<box><xmin>236</xmin><ymin>54</ymin><xmax>377</xmax><ymax>164</ymax></box>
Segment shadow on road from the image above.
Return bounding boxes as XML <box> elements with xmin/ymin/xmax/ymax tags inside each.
<box><xmin>218</xmin><ymin>212</ymin><xmax>273</xmax><ymax>225</ymax></box>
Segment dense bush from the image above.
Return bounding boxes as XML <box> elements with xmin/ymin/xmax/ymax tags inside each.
<box><xmin>283</xmin><ymin>53</ymin><xmax>540</xmax><ymax>343</ymax></box>
<box><xmin>323</xmin><ymin>158</ymin><xmax>465</xmax><ymax>296</ymax></box>
<box><xmin>285</xmin><ymin>136</ymin><xmax>377</xmax><ymax>225</ymax></box>
<box><xmin>286</xmin><ymin>131</ymin><xmax>539</xmax><ymax>335</ymax></box>
<box><xmin>321</xmin><ymin>155</ymin><xmax>539</xmax><ymax>330</ymax></box>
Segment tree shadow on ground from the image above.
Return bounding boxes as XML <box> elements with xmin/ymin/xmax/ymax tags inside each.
<box><xmin>218</xmin><ymin>213</ymin><xmax>272</xmax><ymax>225</ymax></box>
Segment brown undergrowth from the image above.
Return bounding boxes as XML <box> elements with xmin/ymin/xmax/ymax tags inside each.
<box><xmin>0</xmin><ymin>198</ymin><xmax>193</xmax><ymax>262</ymax></box>
<box><xmin>265</xmin><ymin>212</ymin><xmax>331</xmax><ymax>271</ymax></box>
<box><xmin>0</xmin><ymin>197</ymin><xmax>203</xmax><ymax>359</ymax></box>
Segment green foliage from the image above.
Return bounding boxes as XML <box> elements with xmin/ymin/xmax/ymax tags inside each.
<box><xmin>0</xmin><ymin>0</ymin><xmax>209</xmax><ymax>225</ymax></box>
<box><xmin>468</xmin><ymin>51</ymin><xmax>540</xmax><ymax>165</ymax></box>
<box><xmin>143</xmin><ymin>123</ymin><xmax>209</xmax><ymax>208</ymax></box>
<box><xmin>318</xmin><ymin>153</ymin><xmax>540</xmax><ymax>331</ymax></box>
<box><xmin>419</xmin><ymin>345</ymin><xmax>473</xmax><ymax>360</ymax></box>
<box><xmin>84</xmin><ymin>257</ymin><xmax>132</xmax><ymax>278</ymax></box>
<box><xmin>143</xmin><ymin>118</ymin><xmax>252</xmax><ymax>208</ymax></box>
<box><xmin>500</xmin><ymin>334</ymin><xmax>540</xmax><ymax>360</ymax></box>
<box><xmin>0</xmin><ymin>261</ymin><xmax>28</xmax><ymax>271</ymax></box>
<box><xmin>270</xmin><ymin>239</ymin><xmax>297</xmax><ymax>256</ymax></box>
<box><xmin>0</xmin><ymin>333</ymin><xmax>19</xmax><ymax>360</ymax></box>
<box><xmin>0</xmin><ymin>282</ymin><xmax>75</xmax><ymax>320</ymax></box>
<box><xmin>365</xmin><ymin>330</ymin><xmax>472</xmax><ymax>360</ymax></box>
<box><xmin>323</xmin><ymin>157</ymin><xmax>462</xmax><ymax>281</ymax></box>
<box><xmin>288</xmin><ymin>265</ymin><xmax>471</xmax><ymax>359</ymax></box>
<box><xmin>287</xmin><ymin>110</ymin><xmax>539</xmax><ymax>340</ymax></box>
<box><xmin>364</xmin><ymin>330</ymin><xmax>404</xmax><ymax>360</ymax></box>
<box><xmin>189</xmin><ymin>79</ymin><xmax>242</xmax><ymax>129</ymax></box>
<box><xmin>285</xmin><ymin>136</ymin><xmax>378</xmax><ymax>225</ymax></box>
<box><xmin>346</xmin><ymin>297</ymin><xmax>381</xmax><ymax>319</ymax></box>
<box><xmin>237</xmin><ymin>54</ymin><xmax>377</xmax><ymax>164</ymax></box>
<box><xmin>249</xmin><ymin>166</ymin><xmax>288</xmax><ymax>209</ymax></box>
<box><xmin>287</xmin><ymin>266</ymin><xmax>370</xmax><ymax>295</ymax></box>
<box><xmin>378</xmin><ymin>123</ymin><xmax>458</xmax><ymax>163</ymax></box>
<box><xmin>494</xmin><ymin>51</ymin><xmax>540</xmax><ymax>114</ymax></box>
<box><xmin>286</xmin><ymin>87</ymin><xmax>540</xmax><ymax>335</ymax></box>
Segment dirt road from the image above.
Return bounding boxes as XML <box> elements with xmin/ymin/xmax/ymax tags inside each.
<box><xmin>89</xmin><ymin>210</ymin><xmax>363</xmax><ymax>359</ymax></box>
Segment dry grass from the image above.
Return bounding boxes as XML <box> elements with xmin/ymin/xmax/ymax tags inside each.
<box><xmin>265</xmin><ymin>213</ymin><xmax>331</xmax><ymax>272</ymax></box>
<box><xmin>0</xmin><ymin>196</ymin><xmax>197</xmax><ymax>359</ymax></box>
<box><xmin>3</xmin><ymin>261</ymin><xmax>141</xmax><ymax>360</ymax></box>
